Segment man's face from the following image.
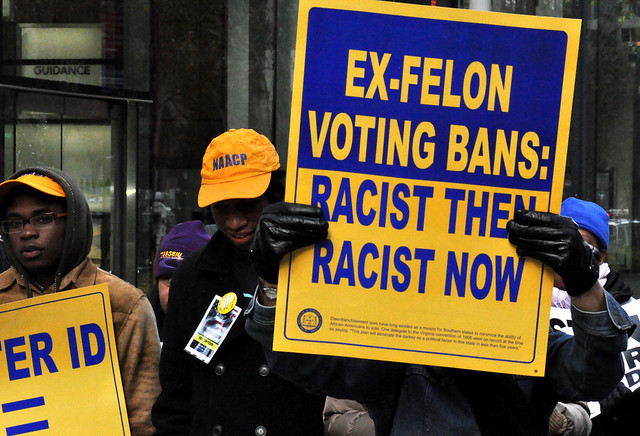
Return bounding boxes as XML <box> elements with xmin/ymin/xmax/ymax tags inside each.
<box><xmin>209</xmin><ymin>196</ymin><xmax>270</xmax><ymax>253</ymax></box>
<box><xmin>4</xmin><ymin>191</ymin><xmax>66</xmax><ymax>285</ymax></box>
<box><xmin>579</xmin><ymin>229</ymin><xmax>606</xmax><ymax>263</ymax></box>
<box><xmin>158</xmin><ymin>276</ymin><xmax>171</xmax><ymax>313</ymax></box>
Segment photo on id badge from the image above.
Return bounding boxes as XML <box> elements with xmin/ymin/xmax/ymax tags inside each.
<box><xmin>185</xmin><ymin>292</ymin><xmax>241</xmax><ymax>363</ymax></box>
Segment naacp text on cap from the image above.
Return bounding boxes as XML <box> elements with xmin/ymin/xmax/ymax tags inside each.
<box><xmin>211</xmin><ymin>153</ymin><xmax>248</xmax><ymax>172</ymax></box>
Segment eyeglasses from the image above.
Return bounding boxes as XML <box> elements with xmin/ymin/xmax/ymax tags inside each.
<box><xmin>1</xmin><ymin>212</ymin><xmax>67</xmax><ymax>234</ymax></box>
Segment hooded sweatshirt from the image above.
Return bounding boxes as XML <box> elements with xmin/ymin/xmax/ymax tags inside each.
<box><xmin>0</xmin><ymin>235</ymin><xmax>9</xmax><ymax>273</ymax></box>
<box><xmin>0</xmin><ymin>166</ymin><xmax>160</xmax><ymax>435</ymax></box>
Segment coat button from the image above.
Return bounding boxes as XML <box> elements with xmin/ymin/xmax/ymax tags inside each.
<box><xmin>212</xmin><ymin>424</ymin><xmax>223</xmax><ymax>435</ymax></box>
<box><xmin>214</xmin><ymin>363</ymin><xmax>226</xmax><ymax>375</ymax></box>
<box><xmin>255</xmin><ymin>425</ymin><xmax>267</xmax><ymax>435</ymax></box>
<box><xmin>258</xmin><ymin>364</ymin><xmax>270</xmax><ymax>376</ymax></box>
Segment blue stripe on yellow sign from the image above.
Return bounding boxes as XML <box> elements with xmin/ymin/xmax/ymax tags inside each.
<box><xmin>296</xmin><ymin>8</ymin><xmax>567</xmax><ymax>192</ymax></box>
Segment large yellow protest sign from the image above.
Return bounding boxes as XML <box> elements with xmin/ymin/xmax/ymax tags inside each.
<box><xmin>274</xmin><ymin>0</ymin><xmax>581</xmax><ymax>376</ymax></box>
<box><xmin>0</xmin><ymin>284</ymin><xmax>130</xmax><ymax>435</ymax></box>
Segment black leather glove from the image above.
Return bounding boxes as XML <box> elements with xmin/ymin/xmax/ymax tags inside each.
<box><xmin>250</xmin><ymin>202</ymin><xmax>329</xmax><ymax>284</ymax></box>
<box><xmin>506</xmin><ymin>210</ymin><xmax>599</xmax><ymax>297</ymax></box>
<box><xmin>599</xmin><ymin>382</ymin><xmax>640</xmax><ymax>417</ymax></box>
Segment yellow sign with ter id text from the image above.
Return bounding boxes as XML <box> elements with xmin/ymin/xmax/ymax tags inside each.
<box><xmin>0</xmin><ymin>284</ymin><xmax>130</xmax><ymax>435</ymax></box>
<box><xmin>274</xmin><ymin>0</ymin><xmax>581</xmax><ymax>376</ymax></box>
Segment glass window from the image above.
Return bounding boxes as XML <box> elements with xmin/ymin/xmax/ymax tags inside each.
<box><xmin>1</xmin><ymin>1</ymin><xmax>152</xmax><ymax>287</ymax></box>
<box><xmin>1</xmin><ymin>90</ymin><xmax>116</xmax><ymax>271</ymax></box>
<box><xmin>1</xmin><ymin>0</ymin><xmax>150</xmax><ymax>92</ymax></box>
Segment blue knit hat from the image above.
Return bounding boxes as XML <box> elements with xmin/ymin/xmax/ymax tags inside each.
<box><xmin>561</xmin><ymin>197</ymin><xmax>609</xmax><ymax>249</ymax></box>
<box><xmin>155</xmin><ymin>220</ymin><xmax>211</xmax><ymax>278</ymax></box>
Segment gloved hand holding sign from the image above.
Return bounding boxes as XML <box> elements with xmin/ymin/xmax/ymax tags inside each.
<box><xmin>506</xmin><ymin>210</ymin><xmax>600</xmax><ymax>297</ymax></box>
<box><xmin>250</xmin><ymin>202</ymin><xmax>329</xmax><ymax>285</ymax></box>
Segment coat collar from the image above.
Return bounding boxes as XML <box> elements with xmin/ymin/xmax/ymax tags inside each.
<box><xmin>0</xmin><ymin>257</ymin><xmax>96</xmax><ymax>296</ymax></box>
<box><xmin>195</xmin><ymin>230</ymin><xmax>248</xmax><ymax>274</ymax></box>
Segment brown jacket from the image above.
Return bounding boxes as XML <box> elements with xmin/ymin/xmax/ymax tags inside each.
<box><xmin>0</xmin><ymin>259</ymin><xmax>161</xmax><ymax>435</ymax></box>
<box><xmin>0</xmin><ymin>166</ymin><xmax>159</xmax><ymax>435</ymax></box>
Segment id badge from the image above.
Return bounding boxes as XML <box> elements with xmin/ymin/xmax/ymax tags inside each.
<box><xmin>184</xmin><ymin>292</ymin><xmax>241</xmax><ymax>363</ymax></box>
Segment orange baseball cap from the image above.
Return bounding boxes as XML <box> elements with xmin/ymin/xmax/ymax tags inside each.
<box><xmin>0</xmin><ymin>172</ymin><xmax>66</xmax><ymax>203</ymax></box>
<box><xmin>198</xmin><ymin>128</ymin><xmax>281</xmax><ymax>207</ymax></box>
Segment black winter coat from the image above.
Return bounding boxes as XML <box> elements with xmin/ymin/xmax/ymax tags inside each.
<box><xmin>147</xmin><ymin>282</ymin><xmax>165</xmax><ymax>341</ymax></box>
<box><xmin>0</xmin><ymin>237</ymin><xmax>9</xmax><ymax>274</ymax></box>
<box><xmin>152</xmin><ymin>231</ymin><xmax>324</xmax><ymax>435</ymax></box>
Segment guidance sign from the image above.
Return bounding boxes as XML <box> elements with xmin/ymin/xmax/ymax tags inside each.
<box><xmin>0</xmin><ymin>284</ymin><xmax>130</xmax><ymax>435</ymax></box>
<box><xmin>275</xmin><ymin>0</ymin><xmax>581</xmax><ymax>376</ymax></box>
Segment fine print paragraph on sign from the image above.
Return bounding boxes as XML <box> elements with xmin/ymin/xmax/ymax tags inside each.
<box><xmin>329</xmin><ymin>317</ymin><xmax>524</xmax><ymax>351</ymax></box>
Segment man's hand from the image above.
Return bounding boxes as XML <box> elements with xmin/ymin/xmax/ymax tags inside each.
<box><xmin>506</xmin><ymin>210</ymin><xmax>599</xmax><ymax>297</ymax></box>
<box><xmin>250</xmin><ymin>202</ymin><xmax>329</xmax><ymax>284</ymax></box>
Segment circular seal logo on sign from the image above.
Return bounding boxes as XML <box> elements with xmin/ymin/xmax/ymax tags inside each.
<box><xmin>297</xmin><ymin>308</ymin><xmax>322</xmax><ymax>333</ymax></box>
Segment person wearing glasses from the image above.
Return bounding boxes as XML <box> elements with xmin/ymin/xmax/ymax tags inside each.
<box><xmin>0</xmin><ymin>166</ymin><xmax>161</xmax><ymax>436</ymax></box>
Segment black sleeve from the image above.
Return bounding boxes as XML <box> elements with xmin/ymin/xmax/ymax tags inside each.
<box><xmin>151</xmin><ymin>257</ymin><xmax>199</xmax><ymax>435</ymax></box>
<box><xmin>0</xmin><ymin>238</ymin><xmax>10</xmax><ymax>273</ymax></box>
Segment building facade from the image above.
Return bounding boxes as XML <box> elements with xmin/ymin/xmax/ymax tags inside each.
<box><xmin>1</xmin><ymin>0</ymin><xmax>639</xmax><ymax>291</ymax></box>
